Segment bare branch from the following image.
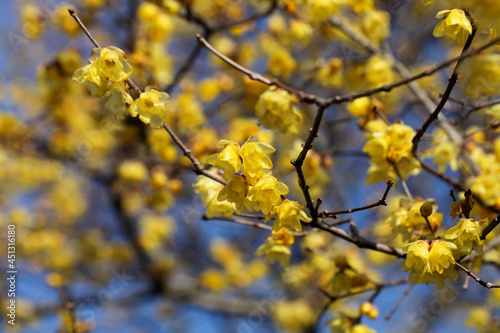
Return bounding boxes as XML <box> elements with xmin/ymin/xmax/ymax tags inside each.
<box><xmin>319</xmin><ymin>180</ymin><xmax>393</xmax><ymax>218</ymax></box>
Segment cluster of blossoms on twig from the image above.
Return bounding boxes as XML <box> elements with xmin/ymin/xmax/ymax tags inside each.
<box><xmin>73</xmin><ymin>46</ymin><xmax>169</xmax><ymax>128</ymax></box>
<box><xmin>195</xmin><ymin>136</ymin><xmax>309</xmax><ymax>268</ymax></box>
<box><xmin>401</xmin><ymin>197</ymin><xmax>489</xmax><ymax>288</ymax></box>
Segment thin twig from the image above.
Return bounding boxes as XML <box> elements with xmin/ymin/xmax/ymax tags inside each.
<box><xmin>385</xmin><ymin>284</ymin><xmax>414</xmax><ymax>320</ymax></box>
<box><xmin>69</xmin><ymin>8</ymin><xmax>225</xmax><ymax>185</ymax></box>
<box><xmin>310</xmin><ymin>219</ymin><xmax>405</xmax><ymax>258</ymax></box>
<box><xmin>319</xmin><ymin>180</ymin><xmax>393</xmax><ymax>218</ymax></box>
<box><xmin>196</xmin><ymin>34</ymin><xmax>324</xmax><ymax>105</ymax></box>
<box><xmin>59</xmin><ymin>291</ymin><xmax>77</xmax><ymax>333</ymax></box>
<box><xmin>455</xmin><ymin>262</ymin><xmax>500</xmax><ymax>289</ymax></box>
<box><xmin>291</xmin><ymin>105</ymin><xmax>328</xmax><ymax>221</ymax></box>
<box><xmin>412</xmin><ymin>21</ymin><xmax>478</xmax><ymax>154</ymax></box>
<box><xmin>202</xmin><ymin>215</ymin><xmax>314</xmax><ymax>236</ymax></box>
<box><xmin>163</xmin><ymin>122</ymin><xmax>226</xmax><ymax>185</ymax></box>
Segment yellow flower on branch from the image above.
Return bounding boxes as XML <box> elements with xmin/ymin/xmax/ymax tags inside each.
<box><xmin>129</xmin><ymin>87</ymin><xmax>170</xmax><ymax>128</ymax></box>
<box><xmin>217</xmin><ymin>174</ymin><xmax>248</xmax><ymax>211</ymax></box>
<box><xmin>433</xmin><ymin>9</ymin><xmax>473</xmax><ymax>44</ymax></box>
<box><xmin>255</xmin><ymin>228</ymin><xmax>295</xmax><ymax>268</ymax></box>
<box><xmin>73</xmin><ymin>46</ymin><xmax>134</xmax><ymax>117</ymax></box>
<box><xmin>270</xmin><ymin>199</ymin><xmax>310</xmax><ymax>232</ymax></box>
<box><xmin>206</xmin><ymin>140</ymin><xmax>242</xmax><ymax>180</ymax></box>
<box><xmin>239</xmin><ymin>137</ymin><xmax>276</xmax><ymax>184</ymax></box>
<box><xmin>402</xmin><ymin>239</ymin><xmax>458</xmax><ymax>288</ymax></box>
<box><xmin>247</xmin><ymin>175</ymin><xmax>289</xmax><ymax>215</ymax></box>
<box><xmin>443</xmin><ymin>217</ymin><xmax>488</xmax><ymax>257</ymax></box>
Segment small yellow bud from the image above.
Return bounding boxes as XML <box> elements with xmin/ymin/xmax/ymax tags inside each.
<box><xmin>360</xmin><ymin>301</ymin><xmax>379</xmax><ymax>319</ymax></box>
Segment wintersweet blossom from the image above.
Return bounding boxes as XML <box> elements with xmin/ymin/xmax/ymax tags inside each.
<box><xmin>402</xmin><ymin>239</ymin><xmax>458</xmax><ymax>288</ymax></box>
<box><xmin>239</xmin><ymin>137</ymin><xmax>275</xmax><ymax>184</ymax></box>
<box><xmin>255</xmin><ymin>228</ymin><xmax>295</xmax><ymax>268</ymax></box>
<box><xmin>129</xmin><ymin>87</ymin><xmax>170</xmax><ymax>128</ymax></box>
<box><xmin>443</xmin><ymin>217</ymin><xmax>489</xmax><ymax>258</ymax></box>
<box><xmin>247</xmin><ymin>175</ymin><xmax>289</xmax><ymax>215</ymax></box>
<box><xmin>206</xmin><ymin>140</ymin><xmax>242</xmax><ymax>180</ymax></box>
<box><xmin>270</xmin><ymin>199</ymin><xmax>310</xmax><ymax>232</ymax></box>
<box><xmin>255</xmin><ymin>87</ymin><xmax>300</xmax><ymax>135</ymax></box>
<box><xmin>433</xmin><ymin>9</ymin><xmax>473</xmax><ymax>44</ymax></box>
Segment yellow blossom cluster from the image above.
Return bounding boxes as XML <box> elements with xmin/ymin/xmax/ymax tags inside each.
<box><xmin>206</xmin><ymin>136</ymin><xmax>309</xmax><ymax>230</ymax></box>
<box><xmin>402</xmin><ymin>216</ymin><xmax>488</xmax><ymax>288</ymax></box>
<box><xmin>199</xmin><ymin>238</ymin><xmax>268</xmax><ymax>291</ymax></box>
<box><xmin>385</xmin><ymin>198</ymin><xmax>443</xmax><ymax>241</ymax></box>
<box><xmin>73</xmin><ymin>46</ymin><xmax>171</xmax><ymax>128</ymax></box>
<box><xmin>402</xmin><ymin>239</ymin><xmax>458</xmax><ymax>288</ymax></box>
<box><xmin>73</xmin><ymin>47</ymin><xmax>134</xmax><ymax>117</ymax></box>
<box><xmin>363</xmin><ymin>120</ymin><xmax>421</xmax><ymax>184</ymax></box>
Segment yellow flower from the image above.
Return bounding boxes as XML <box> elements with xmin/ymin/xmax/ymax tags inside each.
<box><xmin>273</xmin><ymin>300</ymin><xmax>315</xmax><ymax>332</ymax></box>
<box><xmin>206</xmin><ymin>191</ymin><xmax>235</xmax><ymax>218</ymax></box>
<box><xmin>449</xmin><ymin>198</ymin><xmax>466</xmax><ymax>221</ymax></box>
<box><xmin>255</xmin><ymin>228</ymin><xmax>295</xmax><ymax>268</ymax></box>
<box><xmin>402</xmin><ymin>239</ymin><xmax>458</xmax><ymax>288</ymax></box>
<box><xmin>316</xmin><ymin>58</ymin><xmax>343</xmax><ymax>87</ymax></box>
<box><xmin>288</xmin><ymin>19</ymin><xmax>313</xmax><ymax>45</ymax></box>
<box><xmin>349</xmin><ymin>0</ymin><xmax>373</xmax><ymax>14</ymax></box>
<box><xmin>240</xmin><ymin>137</ymin><xmax>276</xmax><ymax>184</ymax></box>
<box><xmin>129</xmin><ymin>87</ymin><xmax>170</xmax><ymax>128</ymax></box>
<box><xmin>194</xmin><ymin>175</ymin><xmax>235</xmax><ymax>218</ymax></box>
<box><xmin>270</xmin><ymin>199</ymin><xmax>310</xmax><ymax>232</ymax></box>
<box><xmin>433</xmin><ymin>9</ymin><xmax>473</xmax><ymax>44</ymax></box>
<box><xmin>363</xmin><ymin>121</ymin><xmax>421</xmax><ymax>184</ymax></box>
<box><xmin>199</xmin><ymin>268</ymin><xmax>228</xmax><ymax>292</ymax></box>
<box><xmin>206</xmin><ymin>140</ymin><xmax>241</xmax><ymax>180</ymax></box>
<box><xmin>423</xmin><ymin>128</ymin><xmax>459</xmax><ymax>173</ymax></box>
<box><xmin>88</xmin><ymin>47</ymin><xmax>133</xmax><ymax>83</ymax></box>
<box><xmin>247</xmin><ymin>175</ymin><xmax>289</xmax><ymax>215</ymax></box>
<box><xmin>73</xmin><ymin>46</ymin><xmax>134</xmax><ymax>116</ymax></box>
<box><xmin>117</xmin><ymin>160</ymin><xmax>148</xmax><ymax>182</ymax></box>
<box><xmin>268</xmin><ymin>47</ymin><xmax>297</xmax><ymax>80</ymax></box>
<box><xmin>386</xmin><ymin>198</ymin><xmax>442</xmax><ymax>241</ymax></box>
<box><xmin>443</xmin><ymin>217</ymin><xmax>488</xmax><ymax>257</ymax></box>
<box><xmin>361</xmin><ymin>10</ymin><xmax>390</xmax><ymax>46</ymax></box>
<box><xmin>365</xmin><ymin>55</ymin><xmax>394</xmax><ymax>89</ymax></box>
<box><xmin>309</xmin><ymin>0</ymin><xmax>345</xmax><ymax>22</ymax></box>
<box><xmin>255</xmin><ymin>86</ymin><xmax>300</xmax><ymax>135</ymax></box>
<box><xmin>218</xmin><ymin>174</ymin><xmax>248</xmax><ymax>211</ymax></box>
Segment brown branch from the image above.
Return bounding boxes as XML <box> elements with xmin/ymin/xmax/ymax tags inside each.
<box><xmin>324</xmin><ymin>31</ymin><xmax>500</xmax><ymax>109</ymax></box>
<box><xmin>291</xmin><ymin>105</ymin><xmax>328</xmax><ymax>222</ymax></box>
<box><xmin>419</xmin><ymin>158</ymin><xmax>500</xmax><ymax>215</ymax></box>
<box><xmin>455</xmin><ymin>262</ymin><xmax>500</xmax><ymax>289</ymax></box>
<box><xmin>202</xmin><ymin>215</ymin><xmax>314</xmax><ymax>237</ymax></box>
<box><xmin>163</xmin><ymin>122</ymin><xmax>226</xmax><ymax>185</ymax></box>
<box><xmin>385</xmin><ymin>284</ymin><xmax>414</xmax><ymax>320</ymax></box>
<box><xmin>412</xmin><ymin>21</ymin><xmax>478</xmax><ymax>154</ymax></box>
<box><xmin>69</xmin><ymin>8</ymin><xmax>224</xmax><ymax>185</ymax></box>
<box><xmin>481</xmin><ymin>214</ymin><xmax>500</xmax><ymax>240</ymax></box>
<box><xmin>59</xmin><ymin>291</ymin><xmax>77</xmax><ymax>333</ymax></box>
<box><xmin>195</xmin><ymin>34</ymin><xmax>325</xmax><ymax>105</ymax></box>
<box><xmin>313</xmin><ymin>276</ymin><xmax>407</xmax><ymax>330</ymax></box>
<box><xmin>68</xmin><ymin>8</ymin><xmax>141</xmax><ymax>95</ymax></box>
<box><xmin>212</xmin><ymin>0</ymin><xmax>278</xmax><ymax>32</ymax></box>
<box><xmin>310</xmin><ymin>219</ymin><xmax>405</xmax><ymax>258</ymax></box>
<box><xmin>319</xmin><ymin>180</ymin><xmax>393</xmax><ymax>218</ymax></box>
